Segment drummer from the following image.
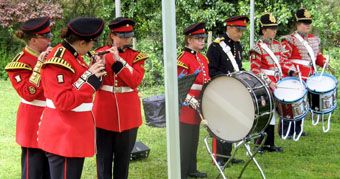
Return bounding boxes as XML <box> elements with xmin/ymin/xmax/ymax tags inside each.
<box><xmin>177</xmin><ymin>22</ymin><xmax>210</xmax><ymax>179</ymax></box>
<box><xmin>250</xmin><ymin>12</ymin><xmax>297</xmax><ymax>153</ymax></box>
<box><xmin>207</xmin><ymin>15</ymin><xmax>249</xmax><ymax>166</ymax></box>
<box><xmin>280</xmin><ymin>7</ymin><xmax>328</xmax><ymax>137</ymax></box>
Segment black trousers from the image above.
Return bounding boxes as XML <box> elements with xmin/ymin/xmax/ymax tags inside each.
<box><xmin>45</xmin><ymin>152</ymin><xmax>84</xmax><ymax>179</ymax></box>
<box><xmin>180</xmin><ymin>122</ymin><xmax>200</xmax><ymax>179</ymax></box>
<box><xmin>279</xmin><ymin>119</ymin><xmax>303</xmax><ymax>136</ymax></box>
<box><xmin>255</xmin><ymin>125</ymin><xmax>275</xmax><ymax>147</ymax></box>
<box><xmin>21</xmin><ymin>147</ymin><xmax>50</xmax><ymax>179</ymax></box>
<box><xmin>213</xmin><ymin>138</ymin><xmax>232</xmax><ymax>164</ymax></box>
<box><xmin>96</xmin><ymin>127</ymin><xmax>138</xmax><ymax>179</ymax></box>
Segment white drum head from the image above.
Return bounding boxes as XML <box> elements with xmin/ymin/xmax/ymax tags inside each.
<box><xmin>307</xmin><ymin>75</ymin><xmax>336</xmax><ymax>92</ymax></box>
<box><xmin>274</xmin><ymin>78</ymin><xmax>306</xmax><ymax>102</ymax></box>
<box><xmin>201</xmin><ymin>76</ymin><xmax>254</xmax><ymax>142</ymax></box>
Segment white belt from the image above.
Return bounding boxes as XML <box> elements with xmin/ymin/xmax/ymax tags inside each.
<box><xmin>101</xmin><ymin>85</ymin><xmax>134</xmax><ymax>93</ymax></box>
<box><xmin>46</xmin><ymin>99</ymin><xmax>93</xmax><ymax>112</ymax></box>
<box><xmin>21</xmin><ymin>98</ymin><xmax>46</xmax><ymax>107</ymax></box>
<box><xmin>261</xmin><ymin>69</ymin><xmax>276</xmax><ymax>76</ymax></box>
<box><xmin>291</xmin><ymin>60</ymin><xmax>311</xmax><ymax>67</ymax></box>
<box><xmin>191</xmin><ymin>84</ymin><xmax>203</xmax><ymax>91</ymax></box>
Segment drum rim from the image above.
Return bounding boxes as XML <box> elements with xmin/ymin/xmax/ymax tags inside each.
<box><xmin>306</xmin><ymin>73</ymin><xmax>338</xmax><ymax>93</ymax></box>
<box><xmin>274</xmin><ymin>77</ymin><xmax>307</xmax><ymax>103</ymax></box>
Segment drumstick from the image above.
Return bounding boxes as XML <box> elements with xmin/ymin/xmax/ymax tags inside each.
<box><xmin>296</xmin><ymin>65</ymin><xmax>303</xmax><ymax>86</ymax></box>
<box><xmin>319</xmin><ymin>56</ymin><xmax>329</xmax><ymax>80</ymax></box>
<box><xmin>277</xmin><ymin>86</ymin><xmax>301</xmax><ymax>90</ymax></box>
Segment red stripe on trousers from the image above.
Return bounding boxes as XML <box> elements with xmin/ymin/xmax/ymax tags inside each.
<box><xmin>212</xmin><ymin>137</ymin><xmax>217</xmax><ymax>164</ymax></box>
<box><xmin>65</xmin><ymin>158</ymin><xmax>67</xmax><ymax>179</ymax></box>
<box><xmin>26</xmin><ymin>148</ymin><xmax>29</xmax><ymax>179</ymax></box>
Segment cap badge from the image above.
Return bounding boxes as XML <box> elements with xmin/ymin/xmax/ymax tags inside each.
<box><xmin>269</xmin><ymin>14</ymin><xmax>276</xmax><ymax>23</ymax></box>
<box><xmin>126</xmin><ymin>24</ymin><xmax>129</xmax><ymax>27</ymax></box>
<box><xmin>304</xmin><ymin>10</ymin><xmax>311</xmax><ymax>18</ymax></box>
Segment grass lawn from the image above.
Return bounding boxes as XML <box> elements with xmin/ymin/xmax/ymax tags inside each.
<box><xmin>1</xmin><ymin>70</ymin><xmax>340</xmax><ymax>178</ymax></box>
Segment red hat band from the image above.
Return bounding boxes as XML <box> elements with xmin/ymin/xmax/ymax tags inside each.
<box><xmin>35</xmin><ymin>27</ymin><xmax>50</xmax><ymax>34</ymax></box>
<box><xmin>112</xmin><ymin>25</ymin><xmax>133</xmax><ymax>32</ymax></box>
<box><xmin>191</xmin><ymin>28</ymin><xmax>205</xmax><ymax>35</ymax></box>
<box><xmin>227</xmin><ymin>20</ymin><xmax>247</xmax><ymax>27</ymax></box>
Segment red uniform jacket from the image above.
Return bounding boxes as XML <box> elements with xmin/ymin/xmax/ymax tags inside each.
<box><xmin>281</xmin><ymin>32</ymin><xmax>326</xmax><ymax>79</ymax></box>
<box><xmin>250</xmin><ymin>37</ymin><xmax>295</xmax><ymax>83</ymax></box>
<box><xmin>93</xmin><ymin>45</ymin><xmax>148</xmax><ymax>132</ymax></box>
<box><xmin>5</xmin><ymin>46</ymin><xmax>45</xmax><ymax>148</ymax></box>
<box><xmin>38</xmin><ymin>42</ymin><xmax>100</xmax><ymax>158</ymax></box>
<box><xmin>177</xmin><ymin>47</ymin><xmax>211</xmax><ymax>125</ymax></box>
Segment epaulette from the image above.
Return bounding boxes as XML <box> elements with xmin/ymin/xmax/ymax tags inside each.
<box><xmin>44</xmin><ymin>57</ymin><xmax>75</xmax><ymax>73</ymax></box>
<box><xmin>213</xmin><ymin>37</ymin><xmax>225</xmax><ymax>44</ymax></box>
<box><xmin>5</xmin><ymin>62</ymin><xmax>32</xmax><ymax>71</ymax></box>
<box><xmin>280</xmin><ymin>35</ymin><xmax>294</xmax><ymax>44</ymax></box>
<box><xmin>249</xmin><ymin>45</ymin><xmax>262</xmax><ymax>55</ymax></box>
<box><xmin>177</xmin><ymin>60</ymin><xmax>188</xmax><ymax>69</ymax></box>
<box><xmin>133</xmin><ymin>52</ymin><xmax>149</xmax><ymax>63</ymax></box>
<box><xmin>11</xmin><ymin>51</ymin><xmax>24</xmax><ymax>62</ymax></box>
<box><xmin>203</xmin><ymin>55</ymin><xmax>209</xmax><ymax>64</ymax></box>
<box><xmin>177</xmin><ymin>51</ymin><xmax>185</xmax><ymax>61</ymax></box>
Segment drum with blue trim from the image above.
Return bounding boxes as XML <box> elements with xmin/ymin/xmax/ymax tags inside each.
<box><xmin>273</xmin><ymin>77</ymin><xmax>309</xmax><ymax>121</ymax></box>
<box><xmin>306</xmin><ymin>73</ymin><xmax>338</xmax><ymax>114</ymax></box>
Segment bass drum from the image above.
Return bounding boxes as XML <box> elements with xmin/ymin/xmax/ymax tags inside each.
<box><xmin>200</xmin><ymin>71</ymin><xmax>274</xmax><ymax>142</ymax></box>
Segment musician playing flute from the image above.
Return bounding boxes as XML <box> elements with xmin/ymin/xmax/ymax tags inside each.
<box><xmin>5</xmin><ymin>16</ymin><xmax>52</xmax><ymax>178</ymax></box>
<box><xmin>92</xmin><ymin>17</ymin><xmax>149</xmax><ymax>179</ymax></box>
<box><xmin>250</xmin><ymin>12</ymin><xmax>297</xmax><ymax>153</ymax></box>
<box><xmin>280</xmin><ymin>7</ymin><xmax>328</xmax><ymax>137</ymax></box>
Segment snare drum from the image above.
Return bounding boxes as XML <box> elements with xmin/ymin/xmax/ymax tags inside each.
<box><xmin>200</xmin><ymin>71</ymin><xmax>274</xmax><ymax>142</ymax></box>
<box><xmin>306</xmin><ymin>73</ymin><xmax>338</xmax><ymax>114</ymax></box>
<box><xmin>274</xmin><ymin>77</ymin><xmax>309</xmax><ymax>121</ymax></box>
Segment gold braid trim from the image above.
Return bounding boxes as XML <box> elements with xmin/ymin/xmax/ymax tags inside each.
<box><xmin>203</xmin><ymin>55</ymin><xmax>209</xmax><ymax>64</ymax></box>
<box><xmin>177</xmin><ymin>60</ymin><xmax>188</xmax><ymax>69</ymax></box>
<box><xmin>133</xmin><ymin>52</ymin><xmax>149</xmax><ymax>63</ymax></box>
<box><xmin>44</xmin><ymin>57</ymin><xmax>75</xmax><ymax>73</ymax></box>
<box><xmin>177</xmin><ymin>51</ymin><xmax>185</xmax><ymax>61</ymax></box>
<box><xmin>213</xmin><ymin>37</ymin><xmax>225</xmax><ymax>43</ymax></box>
<box><xmin>29</xmin><ymin>61</ymin><xmax>44</xmax><ymax>87</ymax></box>
<box><xmin>5</xmin><ymin>62</ymin><xmax>32</xmax><ymax>71</ymax></box>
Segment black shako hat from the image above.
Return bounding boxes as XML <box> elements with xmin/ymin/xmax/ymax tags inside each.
<box><xmin>225</xmin><ymin>15</ymin><xmax>249</xmax><ymax>30</ymax></box>
<box><xmin>183</xmin><ymin>22</ymin><xmax>207</xmax><ymax>38</ymax></box>
<box><xmin>108</xmin><ymin>17</ymin><xmax>135</xmax><ymax>38</ymax></box>
<box><xmin>260</xmin><ymin>13</ymin><xmax>278</xmax><ymax>29</ymax></box>
<box><xmin>20</xmin><ymin>16</ymin><xmax>52</xmax><ymax>37</ymax></box>
<box><xmin>67</xmin><ymin>17</ymin><xmax>104</xmax><ymax>41</ymax></box>
<box><xmin>295</xmin><ymin>8</ymin><xmax>312</xmax><ymax>24</ymax></box>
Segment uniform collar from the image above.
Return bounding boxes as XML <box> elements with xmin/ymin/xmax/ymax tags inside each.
<box><xmin>24</xmin><ymin>45</ymin><xmax>40</xmax><ymax>57</ymax></box>
<box><xmin>260</xmin><ymin>36</ymin><xmax>274</xmax><ymax>44</ymax></box>
<box><xmin>184</xmin><ymin>47</ymin><xmax>197</xmax><ymax>55</ymax></box>
<box><xmin>62</xmin><ymin>40</ymin><xmax>79</xmax><ymax>58</ymax></box>
<box><xmin>296</xmin><ymin>30</ymin><xmax>308</xmax><ymax>38</ymax></box>
<box><xmin>224</xmin><ymin>32</ymin><xmax>239</xmax><ymax>43</ymax></box>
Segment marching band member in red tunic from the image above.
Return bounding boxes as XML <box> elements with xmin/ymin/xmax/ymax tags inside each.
<box><xmin>280</xmin><ymin>8</ymin><xmax>327</xmax><ymax>137</ymax></box>
<box><xmin>250</xmin><ymin>13</ymin><xmax>297</xmax><ymax>153</ymax></box>
<box><xmin>177</xmin><ymin>22</ymin><xmax>210</xmax><ymax>179</ymax></box>
<box><xmin>38</xmin><ymin>17</ymin><xmax>106</xmax><ymax>178</ymax></box>
<box><xmin>92</xmin><ymin>17</ymin><xmax>149</xmax><ymax>179</ymax></box>
<box><xmin>5</xmin><ymin>16</ymin><xmax>52</xmax><ymax>179</ymax></box>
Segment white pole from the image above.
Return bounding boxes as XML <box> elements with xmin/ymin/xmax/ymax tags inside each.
<box><xmin>115</xmin><ymin>0</ymin><xmax>121</xmax><ymax>17</ymax></box>
<box><xmin>250</xmin><ymin>0</ymin><xmax>255</xmax><ymax>48</ymax></box>
<box><xmin>162</xmin><ymin>0</ymin><xmax>181</xmax><ymax>178</ymax></box>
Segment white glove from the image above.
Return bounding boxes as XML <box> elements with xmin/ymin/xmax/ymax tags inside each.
<box><xmin>185</xmin><ymin>95</ymin><xmax>200</xmax><ymax>110</ymax></box>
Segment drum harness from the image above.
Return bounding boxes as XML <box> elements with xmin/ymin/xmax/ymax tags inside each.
<box><xmin>219</xmin><ymin>41</ymin><xmax>239</xmax><ymax>72</ymax></box>
<box><xmin>259</xmin><ymin>41</ymin><xmax>283</xmax><ymax>79</ymax></box>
